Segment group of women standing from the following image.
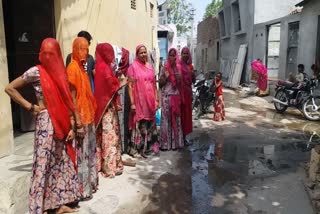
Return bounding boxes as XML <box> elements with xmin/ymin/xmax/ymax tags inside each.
<box><xmin>159</xmin><ymin>47</ymin><xmax>194</xmax><ymax>150</ymax></box>
<box><xmin>5</xmin><ymin>36</ymin><xmax>195</xmax><ymax>213</ymax></box>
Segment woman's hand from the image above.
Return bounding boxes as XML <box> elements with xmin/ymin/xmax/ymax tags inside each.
<box><xmin>76</xmin><ymin>126</ymin><xmax>85</xmax><ymax>139</ymax></box>
<box><xmin>131</xmin><ymin>104</ymin><xmax>136</xmax><ymax>113</ymax></box>
<box><xmin>164</xmin><ymin>70</ymin><xmax>170</xmax><ymax>78</ymax></box>
<box><xmin>156</xmin><ymin>100</ymin><xmax>160</xmax><ymax>109</ymax></box>
<box><xmin>66</xmin><ymin>129</ymin><xmax>75</xmax><ymax>141</ymax></box>
<box><xmin>32</xmin><ymin>105</ymin><xmax>40</xmax><ymax>116</ymax></box>
<box><xmin>120</xmin><ymin>77</ymin><xmax>128</xmax><ymax>88</ymax></box>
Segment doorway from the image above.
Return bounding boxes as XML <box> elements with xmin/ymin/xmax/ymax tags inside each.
<box><xmin>266</xmin><ymin>23</ymin><xmax>281</xmax><ymax>80</ymax></box>
<box><xmin>2</xmin><ymin>0</ymin><xmax>55</xmax><ymax>132</ymax></box>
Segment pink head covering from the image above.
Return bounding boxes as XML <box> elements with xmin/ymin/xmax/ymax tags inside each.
<box><xmin>164</xmin><ymin>48</ymin><xmax>181</xmax><ymax>89</ymax></box>
<box><xmin>181</xmin><ymin>47</ymin><xmax>192</xmax><ymax>65</ymax></box>
<box><xmin>251</xmin><ymin>60</ymin><xmax>268</xmax><ymax>91</ymax></box>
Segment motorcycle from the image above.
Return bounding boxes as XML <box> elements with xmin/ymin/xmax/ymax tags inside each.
<box><xmin>273</xmin><ymin>78</ymin><xmax>320</xmax><ymax>121</ymax></box>
<box><xmin>192</xmin><ymin>79</ymin><xmax>216</xmax><ymax>118</ymax></box>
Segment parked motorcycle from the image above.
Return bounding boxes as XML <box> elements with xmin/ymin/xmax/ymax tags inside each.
<box><xmin>192</xmin><ymin>79</ymin><xmax>216</xmax><ymax>118</ymax></box>
<box><xmin>273</xmin><ymin>78</ymin><xmax>320</xmax><ymax>121</ymax></box>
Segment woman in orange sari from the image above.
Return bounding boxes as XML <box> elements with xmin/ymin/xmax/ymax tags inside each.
<box><xmin>94</xmin><ymin>43</ymin><xmax>124</xmax><ymax>178</ymax></box>
<box><xmin>67</xmin><ymin>37</ymin><xmax>98</xmax><ymax>200</ymax></box>
<box><xmin>5</xmin><ymin>38</ymin><xmax>80</xmax><ymax>214</ymax></box>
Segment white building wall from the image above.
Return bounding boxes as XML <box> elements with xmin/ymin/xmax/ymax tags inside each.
<box><xmin>254</xmin><ymin>0</ymin><xmax>301</xmax><ymax>24</ymax></box>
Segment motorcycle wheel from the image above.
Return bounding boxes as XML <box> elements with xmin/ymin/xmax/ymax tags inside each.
<box><xmin>274</xmin><ymin>89</ymin><xmax>288</xmax><ymax>113</ymax></box>
<box><xmin>302</xmin><ymin>97</ymin><xmax>320</xmax><ymax>121</ymax></box>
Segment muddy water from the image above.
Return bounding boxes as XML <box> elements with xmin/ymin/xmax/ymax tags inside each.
<box><xmin>190</xmin><ymin>91</ymin><xmax>314</xmax><ymax>213</ymax></box>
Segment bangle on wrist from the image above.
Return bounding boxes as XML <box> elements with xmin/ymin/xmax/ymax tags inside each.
<box><xmin>28</xmin><ymin>104</ymin><xmax>34</xmax><ymax>112</ymax></box>
<box><xmin>76</xmin><ymin>124</ymin><xmax>83</xmax><ymax>129</ymax></box>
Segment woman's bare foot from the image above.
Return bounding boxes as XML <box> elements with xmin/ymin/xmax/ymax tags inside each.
<box><xmin>56</xmin><ymin>205</ymin><xmax>78</xmax><ymax>214</ymax></box>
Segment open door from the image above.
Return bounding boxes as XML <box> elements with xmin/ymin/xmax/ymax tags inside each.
<box><xmin>3</xmin><ymin>0</ymin><xmax>55</xmax><ymax>132</ymax></box>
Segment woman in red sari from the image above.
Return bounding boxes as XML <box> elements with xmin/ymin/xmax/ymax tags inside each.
<box><xmin>94</xmin><ymin>43</ymin><xmax>125</xmax><ymax>178</ymax></box>
<box><xmin>213</xmin><ymin>72</ymin><xmax>226</xmax><ymax>121</ymax></box>
<box><xmin>180</xmin><ymin>47</ymin><xmax>194</xmax><ymax>144</ymax></box>
<box><xmin>5</xmin><ymin>38</ymin><xmax>80</xmax><ymax>214</ymax></box>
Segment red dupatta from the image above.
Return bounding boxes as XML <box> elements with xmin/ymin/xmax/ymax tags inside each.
<box><xmin>38</xmin><ymin>38</ymin><xmax>76</xmax><ymax>169</ymax></box>
<box><xmin>94</xmin><ymin>43</ymin><xmax>121</xmax><ymax>127</ymax></box>
<box><xmin>164</xmin><ymin>48</ymin><xmax>182</xmax><ymax>140</ymax></box>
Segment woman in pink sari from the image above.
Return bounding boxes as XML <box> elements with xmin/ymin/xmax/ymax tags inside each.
<box><xmin>159</xmin><ymin>48</ymin><xmax>184</xmax><ymax>150</ymax></box>
<box><xmin>180</xmin><ymin>47</ymin><xmax>194</xmax><ymax>144</ymax></box>
<box><xmin>94</xmin><ymin>43</ymin><xmax>124</xmax><ymax>178</ymax></box>
<box><xmin>127</xmin><ymin>45</ymin><xmax>158</xmax><ymax>158</ymax></box>
<box><xmin>251</xmin><ymin>59</ymin><xmax>268</xmax><ymax>95</ymax></box>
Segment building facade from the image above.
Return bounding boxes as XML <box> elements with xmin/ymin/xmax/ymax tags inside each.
<box><xmin>219</xmin><ymin>0</ymin><xmax>301</xmax><ymax>83</ymax></box>
<box><xmin>0</xmin><ymin>0</ymin><xmax>158</xmax><ymax>157</ymax></box>
<box><xmin>196</xmin><ymin>15</ymin><xmax>220</xmax><ymax>75</ymax></box>
<box><xmin>252</xmin><ymin>0</ymin><xmax>320</xmax><ymax>80</ymax></box>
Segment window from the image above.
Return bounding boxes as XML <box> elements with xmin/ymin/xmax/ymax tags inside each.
<box><xmin>205</xmin><ymin>48</ymin><xmax>208</xmax><ymax>64</ymax></box>
<box><xmin>216</xmin><ymin>41</ymin><xmax>220</xmax><ymax>61</ymax></box>
<box><xmin>288</xmin><ymin>21</ymin><xmax>299</xmax><ymax>47</ymax></box>
<box><xmin>219</xmin><ymin>11</ymin><xmax>226</xmax><ymax>37</ymax></box>
<box><xmin>131</xmin><ymin>0</ymin><xmax>136</xmax><ymax>10</ymax></box>
<box><xmin>150</xmin><ymin>3</ymin><xmax>154</xmax><ymax>18</ymax></box>
<box><xmin>201</xmin><ymin>49</ymin><xmax>204</xmax><ymax>69</ymax></box>
<box><xmin>232</xmin><ymin>1</ymin><xmax>241</xmax><ymax>32</ymax></box>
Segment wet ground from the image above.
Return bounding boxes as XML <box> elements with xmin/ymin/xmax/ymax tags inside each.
<box><xmin>5</xmin><ymin>89</ymin><xmax>319</xmax><ymax>214</ymax></box>
<box><xmin>188</xmin><ymin>89</ymin><xmax>317</xmax><ymax>214</ymax></box>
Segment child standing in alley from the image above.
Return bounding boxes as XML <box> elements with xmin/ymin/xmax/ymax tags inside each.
<box><xmin>213</xmin><ymin>72</ymin><xmax>225</xmax><ymax>121</ymax></box>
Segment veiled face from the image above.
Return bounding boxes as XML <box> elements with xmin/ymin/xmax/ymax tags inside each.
<box><xmin>39</xmin><ymin>38</ymin><xmax>62</xmax><ymax>70</ymax></box>
<box><xmin>137</xmin><ymin>46</ymin><xmax>148</xmax><ymax>64</ymax></box>
<box><xmin>181</xmin><ymin>50</ymin><xmax>189</xmax><ymax>63</ymax></box>
<box><xmin>40</xmin><ymin>42</ymin><xmax>56</xmax><ymax>61</ymax></box>
<box><xmin>72</xmin><ymin>37</ymin><xmax>89</xmax><ymax>63</ymax></box>
<box><xmin>169</xmin><ymin>49</ymin><xmax>176</xmax><ymax>65</ymax></box>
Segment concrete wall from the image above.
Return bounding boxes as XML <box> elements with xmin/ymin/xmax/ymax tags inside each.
<box><xmin>54</xmin><ymin>0</ymin><xmax>158</xmax><ymax>59</ymax></box>
<box><xmin>254</xmin><ymin>0</ymin><xmax>301</xmax><ymax>24</ymax></box>
<box><xmin>253</xmin><ymin>14</ymin><xmax>301</xmax><ymax>80</ymax></box>
<box><xmin>298</xmin><ymin>0</ymin><xmax>320</xmax><ymax>76</ymax></box>
<box><xmin>196</xmin><ymin>16</ymin><xmax>220</xmax><ymax>74</ymax></box>
<box><xmin>0</xmin><ymin>0</ymin><xmax>14</xmax><ymax>157</ymax></box>
<box><xmin>219</xmin><ymin>0</ymin><xmax>254</xmax><ymax>82</ymax></box>
<box><xmin>220</xmin><ymin>0</ymin><xmax>303</xmax><ymax>83</ymax></box>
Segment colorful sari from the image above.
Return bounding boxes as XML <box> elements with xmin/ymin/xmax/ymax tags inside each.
<box><xmin>94</xmin><ymin>43</ymin><xmax>123</xmax><ymax>178</ymax></box>
<box><xmin>127</xmin><ymin>45</ymin><xmax>158</xmax><ymax>156</ymax></box>
<box><xmin>67</xmin><ymin>37</ymin><xmax>98</xmax><ymax>198</ymax></box>
<box><xmin>213</xmin><ymin>80</ymin><xmax>225</xmax><ymax>121</ymax></box>
<box><xmin>180</xmin><ymin>47</ymin><xmax>193</xmax><ymax>137</ymax></box>
<box><xmin>251</xmin><ymin>60</ymin><xmax>268</xmax><ymax>95</ymax></box>
<box><xmin>21</xmin><ymin>38</ymin><xmax>80</xmax><ymax>213</ymax></box>
<box><xmin>160</xmin><ymin>48</ymin><xmax>184</xmax><ymax>150</ymax></box>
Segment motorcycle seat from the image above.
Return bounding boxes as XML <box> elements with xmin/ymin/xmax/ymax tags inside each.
<box><xmin>277</xmin><ymin>80</ymin><xmax>295</xmax><ymax>89</ymax></box>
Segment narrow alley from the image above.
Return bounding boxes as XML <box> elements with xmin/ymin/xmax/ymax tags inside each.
<box><xmin>2</xmin><ymin>89</ymin><xmax>316</xmax><ymax>214</ymax></box>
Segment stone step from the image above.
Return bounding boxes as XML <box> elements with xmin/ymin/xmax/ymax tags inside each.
<box><xmin>0</xmin><ymin>132</ymin><xmax>33</xmax><ymax>214</ymax></box>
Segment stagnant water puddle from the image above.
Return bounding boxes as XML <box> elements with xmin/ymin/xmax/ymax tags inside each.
<box><xmin>190</xmin><ymin>127</ymin><xmax>310</xmax><ymax>213</ymax></box>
